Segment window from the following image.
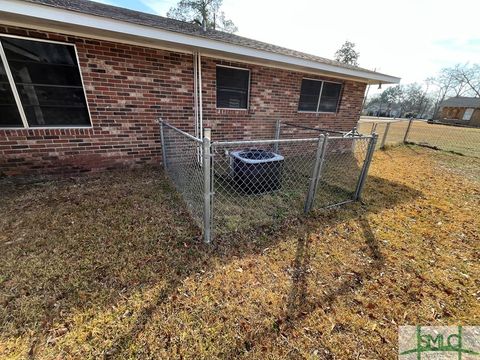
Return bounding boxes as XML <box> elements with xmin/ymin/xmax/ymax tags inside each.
<box><xmin>0</xmin><ymin>55</ymin><xmax>22</xmax><ymax>127</ymax></box>
<box><xmin>216</xmin><ymin>65</ymin><xmax>250</xmax><ymax>109</ymax></box>
<box><xmin>0</xmin><ymin>35</ymin><xmax>91</xmax><ymax>128</ymax></box>
<box><xmin>318</xmin><ymin>82</ymin><xmax>342</xmax><ymax>112</ymax></box>
<box><xmin>462</xmin><ymin>108</ymin><xmax>474</xmax><ymax>121</ymax></box>
<box><xmin>298</xmin><ymin>79</ymin><xmax>322</xmax><ymax>112</ymax></box>
<box><xmin>298</xmin><ymin>78</ymin><xmax>342</xmax><ymax>113</ymax></box>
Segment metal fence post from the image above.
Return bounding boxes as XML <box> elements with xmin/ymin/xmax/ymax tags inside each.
<box><xmin>274</xmin><ymin>119</ymin><xmax>281</xmax><ymax>153</ymax></box>
<box><xmin>159</xmin><ymin>119</ymin><xmax>167</xmax><ymax>170</ymax></box>
<box><xmin>403</xmin><ymin>118</ymin><xmax>414</xmax><ymax>143</ymax></box>
<box><xmin>203</xmin><ymin>128</ymin><xmax>212</xmax><ymax>244</ymax></box>
<box><xmin>380</xmin><ymin>122</ymin><xmax>390</xmax><ymax>149</ymax></box>
<box><xmin>371</xmin><ymin>122</ymin><xmax>378</xmax><ymax>134</ymax></box>
<box><xmin>354</xmin><ymin>134</ymin><xmax>378</xmax><ymax>201</ymax></box>
<box><xmin>304</xmin><ymin>134</ymin><xmax>327</xmax><ymax>213</ymax></box>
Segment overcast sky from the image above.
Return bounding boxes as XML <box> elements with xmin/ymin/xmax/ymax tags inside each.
<box><xmin>99</xmin><ymin>0</ymin><xmax>479</xmax><ymax>92</ymax></box>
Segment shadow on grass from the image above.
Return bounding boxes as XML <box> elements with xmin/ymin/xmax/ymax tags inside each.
<box><xmin>0</xmin><ymin>169</ymin><xmax>421</xmax><ymax>357</ymax></box>
<box><xmin>220</xmin><ymin>213</ymin><xmax>390</xmax><ymax>358</ymax></box>
<box><xmin>286</xmin><ymin>216</ymin><xmax>385</xmax><ymax>320</ymax></box>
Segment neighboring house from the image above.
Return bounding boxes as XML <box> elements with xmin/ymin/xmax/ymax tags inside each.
<box><xmin>364</xmin><ymin>103</ymin><xmax>402</xmax><ymax>118</ymax></box>
<box><xmin>437</xmin><ymin>97</ymin><xmax>480</xmax><ymax>127</ymax></box>
<box><xmin>0</xmin><ymin>0</ymin><xmax>400</xmax><ymax>176</ymax></box>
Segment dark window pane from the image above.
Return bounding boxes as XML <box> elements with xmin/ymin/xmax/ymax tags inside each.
<box><xmin>0</xmin><ymin>83</ymin><xmax>17</xmax><ymax>105</ymax></box>
<box><xmin>7</xmin><ymin>60</ymin><xmax>82</xmax><ymax>86</ymax></box>
<box><xmin>298</xmin><ymin>79</ymin><xmax>321</xmax><ymax>111</ymax></box>
<box><xmin>216</xmin><ymin>66</ymin><xmax>249</xmax><ymax>109</ymax></box>
<box><xmin>0</xmin><ymin>58</ymin><xmax>10</xmax><ymax>83</ymax></box>
<box><xmin>318</xmin><ymin>82</ymin><xmax>342</xmax><ymax>112</ymax></box>
<box><xmin>17</xmin><ymin>85</ymin><xmax>87</xmax><ymax>107</ymax></box>
<box><xmin>0</xmin><ymin>105</ymin><xmax>23</xmax><ymax>127</ymax></box>
<box><xmin>0</xmin><ymin>58</ymin><xmax>22</xmax><ymax>127</ymax></box>
<box><xmin>24</xmin><ymin>106</ymin><xmax>90</xmax><ymax>127</ymax></box>
<box><xmin>1</xmin><ymin>37</ymin><xmax>90</xmax><ymax>127</ymax></box>
<box><xmin>1</xmin><ymin>37</ymin><xmax>77</xmax><ymax>65</ymax></box>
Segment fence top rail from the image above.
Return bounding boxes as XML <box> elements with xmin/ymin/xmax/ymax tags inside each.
<box><xmin>159</xmin><ymin>119</ymin><xmax>203</xmax><ymax>143</ymax></box>
<box><xmin>212</xmin><ymin>137</ymin><xmax>322</xmax><ymax>147</ymax></box>
<box><xmin>328</xmin><ymin>134</ymin><xmax>374</xmax><ymax>140</ymax></box>
<box><xmin>359</xmin><ymin>120</ymin><xmax>406</xmax><ymax>124</ymax></box>
<box><xmin>283</xmin><ymin>122</ymin><xmax>345</xmax><ymax>135</ymax></box>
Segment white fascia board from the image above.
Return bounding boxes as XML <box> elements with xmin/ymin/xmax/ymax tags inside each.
<box><xmin>0</xmin><ymin>0</ymin><xmax>400</xmax><ymax>84</ymax></box>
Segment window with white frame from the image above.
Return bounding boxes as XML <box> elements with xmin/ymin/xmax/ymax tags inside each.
<box><xmin>0</xmin><ymin>35</ymin><xmax>91</xmax><ymax>128</ymax></box>
<box><xmin>298</xmin><ymin>78</ymin><xmax>342</xmax><ymax>113</ymax></box>
<box><xmin>216</xmin><ymin>65</ymin><xmax>250</xmax><ymax>109</ymax></box>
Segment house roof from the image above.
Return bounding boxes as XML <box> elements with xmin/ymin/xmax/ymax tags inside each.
<box><xmin>440</xmin><ymin>97</ymin><xmax>480</xmax><ymax>108</ymax></box>
<box><xmin>1</xmin><ymin>0</ymin><xmax>400</xmax><ymax>84</ymax></box>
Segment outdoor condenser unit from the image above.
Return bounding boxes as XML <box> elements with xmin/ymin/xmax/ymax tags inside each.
<box><xmin>229</xmin><ymin>149</ymin><xmax>284</xmax><ymax>194</ymax></box>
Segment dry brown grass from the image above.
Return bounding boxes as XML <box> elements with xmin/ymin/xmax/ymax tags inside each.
<box><xmin>358</xmin><ymin>118</ymin><xmax>480</xmax><ymax>157</ymax></box>
<box><xmin>1</xmin><ymin>146</ymin><xmax>479</xmax><ymax>359</ymax></box>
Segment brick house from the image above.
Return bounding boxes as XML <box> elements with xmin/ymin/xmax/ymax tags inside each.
<box><xmin>437</xmin><ymin>97</ymin><xmax>480</xmax><ymax>127</ymax></box>
<box><xmin>0</xmin><ymin>0</ymin><xmax>400</xmax><ymax>176</ymax></box>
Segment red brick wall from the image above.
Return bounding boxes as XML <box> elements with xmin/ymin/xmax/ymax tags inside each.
<box><xmin>441</xmin><ymin>107</ymin><xmax>464</xmax><ymax>120</ymax></box>
<box><xmin>0</xmin><ymin>26</ymin><xmax>366</xmax><ymax>177</ymax></box>
<box><xmin>0</xmin><ymin>26</ymin><xmax>195</xmax><ymax>176</ymax></box>
<box><xmin>201</xmin><ymin>58</ymin><xmax>366</xmax><ymax>140</ymax></box>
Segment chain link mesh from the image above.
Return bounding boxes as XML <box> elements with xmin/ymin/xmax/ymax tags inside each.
<box><xmin>314</xmin><ymin>136</ymin><xmax>371</xmax><ymax>208</ymax></box>
<box><xmin>357</xmin><ymin>120</ymin><xmax>408</xmax><ymax>148</ymax></box>
<box><xmin>160</xmin><ymin>120</ymin><xmax>375</xmax><ymax>241</ymax></box>
<box><xmin>358</xmin><ymin>118</ymin><xmax>480</xmax><ymax>157</ymax></box>
<box><xmin>406</xmin><ymin>120</ymin><xmax>480</xmax><ymax>157</ymax></box>
<box><xmin>161</xmin><ymin>123</ymin><xmax>205</xmax><ymax>228</ymax></box>
<box><xmin>211</xmin><ymin>139</ymin><xmax>319</xmax><ymax>237</ymax></box>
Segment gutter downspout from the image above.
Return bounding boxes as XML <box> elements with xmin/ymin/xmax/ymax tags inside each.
<box><xmin>193</xmin><ymin>51</ymin><xmax>198</xmax><ymax>139</ymax></box>
<box><xmin>193</xmin><ymin>51</ymin><xmax>203</xmax><ymax>141</ymax></box>
<box><xmin>198</xmin><ymin>52</ymin><xmax>203</xmax><ymax>139</ymax></box>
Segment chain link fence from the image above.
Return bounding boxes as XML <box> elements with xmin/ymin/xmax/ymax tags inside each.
<box><xmin>315</xmin><ymin>136</ymin><xmax>373</xmax><ymax>208</ymax></box>
<box><xmin>160</xmin><ymin>119</ymin><xmax>377</xmax><ymax>243</ymax></box>
<box><xmin>160</xmin><ymin>121</ymin><xmax>205</xmax><ymax>229</ymax></box>
<box><xmin>357</xmin><ymin>120</ymin><xmax>410</xmax><ymax>149</ymax></box>
<box><xmin>405</xmin><ymin>121</ymin><xmax>480</xmax><ymax>157</ymax></box>
<box><xmin>358</xmin><ymin>118</ymin><xmax>480</xmax><ymax>157</ymax></box>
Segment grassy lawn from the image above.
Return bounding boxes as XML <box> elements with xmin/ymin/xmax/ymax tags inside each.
<box><xmin>358</xmin><ymin>118</ymin><xmax>480</xmax><ymax>157</ymax></box>
<box><xmin>1</xmin><ymin>146</ymin><xmax>479</xmax><ymax>359</ymax></box>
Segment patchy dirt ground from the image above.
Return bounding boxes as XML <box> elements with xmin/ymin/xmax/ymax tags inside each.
<box><xmin>0</xmin><ymin>146</ymin><xmax>479</xmax><ymax>359</ymax></box>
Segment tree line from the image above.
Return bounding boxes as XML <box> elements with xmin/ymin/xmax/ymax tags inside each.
<box><xmin>365</xmin><ymin>64</ymin><xmax>480</xmax><ymax>119</ymax></box>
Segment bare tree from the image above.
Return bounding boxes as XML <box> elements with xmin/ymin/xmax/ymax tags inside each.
<box><xmin>366</xmin><ymin>64</ymin><xmax>480</xmax><ymax>120</ymax></box>
<box><xmin>428</xmin><ymin>64</ymin><xmax>480</xmax><ymax>118</ymax></box>
<box><xmin>446</xmin><ymin>64</ymin><xmax>471</xmax><ymax>97</ymax></box>
<box><xmin>430</xmin><ymin>68</ymin><xmax>457</xmax><ymax>119</ymax></box>
<box><xmin>453</xmin><ymin>64</ymin><xmax>480</xmax><ymax>97</ymax></box>
<box><xmin>167</xmin><ymin>0</ymin><xmax>238</xmax><ymax>33</ymax></box>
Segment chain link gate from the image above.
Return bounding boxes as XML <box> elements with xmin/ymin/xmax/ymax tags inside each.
<box><xmin>160</xmin><ymin>119</ymin><xmax>377</xmax><ymax>243</ymax></box>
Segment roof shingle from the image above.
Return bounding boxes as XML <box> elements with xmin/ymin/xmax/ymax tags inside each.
<box><xmin>440</xmin><ymin>97</ymin><xmax>480</xmax><ymax>108</ymax></box>
<box><xmin>23</xmin><ymin>0</ymin><xmax>385</xmax><ymax>77</ymax></box>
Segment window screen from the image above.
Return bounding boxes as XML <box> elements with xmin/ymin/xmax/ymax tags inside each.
<box><xmin>0</xmin><ymin>54</ymin><xmax>22</xmax><ymax>127</ymax></box>
<box><xmin>298</xmin><ymin>79</ymin><xmax>322</xmax><ymax>111</ymax></box>
<box><xmin>0</xmin><ymin>36</ymin><xmax>90</xmax><ymax>127</ymax></box>
<box><xmin>298</xmin><ymin>79</ymin><xmax>342</xmax><ymax>113</ymax></box>
<box><xmin>216</xmin><ymin>66</ymin><xmax>250</xmax><ymax>109</ymax></box>
<box><xmin>318</xmin><ymin>82</ymin><xmax>342</xmax><ymax>112</ymax></box>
